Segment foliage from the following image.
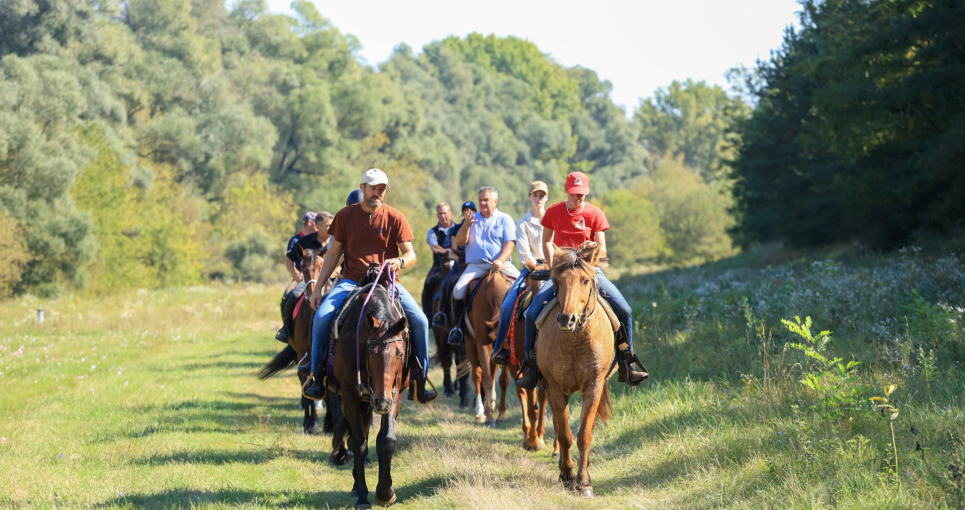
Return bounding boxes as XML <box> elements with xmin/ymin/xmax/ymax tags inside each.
<box><xmin>783</xmin><ymin>315</ymin><xmax>866</xmax><ymax>420</ymax></box>
<box><xmin>634</xmin><ymin>79</ymin><xmax>749</xmax><ymax>181</ymax></box>
<box><xmin>869</xmin><ymin>384</ymin><xmax>901</xmax><ymax>483</ymax></box>
<box><xmin>600</xmin><ymin>188</ymin><xmax>668</xmax><ymax>267</ymax></box>
<box><xmin>0</xmin><ymin>211</ymin><xmax>31</xmax><ymax>296</ymax></box>
<box><xmin>732</xmin><ymin>0</ymin><xmax>965</xmax><ymax>248</ymax></box>
<box><xmin>904</xmin><ymin>289</ymin><xmax>960</xmax><ymax>350</ymax></box>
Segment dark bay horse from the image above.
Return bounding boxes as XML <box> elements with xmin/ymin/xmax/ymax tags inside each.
<box><xmin>539</xmin><ymin>243</ymin><xmax>615</xmax><ymax>497</ymax></box>
<box><xmin>431</xmin><ymin>255</ymin><xmax>472</xmax><ymax>409</ymax></box>
<box><xmin>328</xmin><ymin>270</ymin><xmax>410</xmax><ymax>509</ymax></box>
<box><xmin>464</xmin><ymin>270</ymin><xmax>513</xmax><ymax>426</ymax></box>
<box><xmin>259</xmin><ymin>247</ymin><xmax>339</xmax><ymax>434</ymax></box>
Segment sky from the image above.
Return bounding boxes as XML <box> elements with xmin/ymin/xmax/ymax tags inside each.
<box><xmin>265</xmin><ymin>0</ymin><xmax>802</xmax><ymax>113</ymax></box>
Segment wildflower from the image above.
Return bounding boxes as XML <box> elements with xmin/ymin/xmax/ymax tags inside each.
<box><xmin>57</xmin><ymin>453</ymin><xmax>63</xmax><ymax>458</ymax></box>
<box><xmin>777</xmin><ymin>431</ymin><xmax>783</xmax><ymax>435</ymax></box>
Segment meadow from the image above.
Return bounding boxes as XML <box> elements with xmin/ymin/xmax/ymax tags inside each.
<box><xmin>1</xmin><ymin>248</ymin><xmax>963</xmax><ymax>509</ymax></box>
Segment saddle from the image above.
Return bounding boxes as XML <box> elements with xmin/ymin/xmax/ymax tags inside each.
<box><xmin>533</xmin><ymin>295</ymin><xmax>621</xmax><ymax>332</ymax></box>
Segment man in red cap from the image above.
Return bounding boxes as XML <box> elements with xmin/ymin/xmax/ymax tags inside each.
<box><xmin>515</xmin><ymin>171</ymin><xmax>648</xmax><ymax>389</ymax></box>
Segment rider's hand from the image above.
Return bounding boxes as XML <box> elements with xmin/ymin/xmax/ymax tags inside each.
<box><xmin>293</xmin><ymin>272</ymin><xmax>303</xmax><ymax>282</ymax></box>
<box><xmin>309</xmin><ymin>289</ymin><xmax>322</xmax><ymax>311</ymax></box>
<box><xmin>492</xmin><ymin>259</ymin><xmax>505</xmax><ymax>273</ymax></box>
<box><xmin>387</xmin><ymin>257</ymin><xmax>403</xmax><ymax>272</ymax></box>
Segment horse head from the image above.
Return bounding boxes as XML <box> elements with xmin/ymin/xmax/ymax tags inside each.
<box><xmin>441</xmin><ymin>248</ymin><xmax>458</xmax><ymax>273</ymax></box>
<box><xmin>551</xmin><ymin>242</ymin><xmax>604</xmax><ymax>332</ymax></box>
<box><xmin>362</xmin><ymin>287</ymin><xmax>408</xmax><ymax>415</ymax></box>
<box><xmin>298</xmin><ymin>246</ymin><xmax>325</xmax><ymax>298</ymax></box>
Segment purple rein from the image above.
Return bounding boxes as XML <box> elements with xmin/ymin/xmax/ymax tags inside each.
<box><xmin>354</xmin><ymin>261</ymin><xmax>400</xmax><ymax>396</ymax></box>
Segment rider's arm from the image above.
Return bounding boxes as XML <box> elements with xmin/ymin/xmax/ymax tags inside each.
<box><xmin>427</xmin><ymin>228</ymin><xmax>447</xmax><ymax>254</ymax></box>
<box><xmin>594</xmin><ymin>231</ymin><xmax>607</xmax><ymax>257</ymax></box>
<box><xmin>285</xmin><ymin>256</ymin><xmax>299</xmax><ymax>280</ymax></box>
<box><xmin>389</xmin><ymin>241</ymin><xmax>416</xmax><ymax>271</ymax></box>
<box><xmin>309</xmin><ymin>238</ymin><xmax>344</xmax><ymax>309</ymax></box>
<box><xmin>541</xmin><ymin>227</ymin><xmax>555</xmax><ymax>266</ymax></box>
<box><xmin>455</xmin><ymin>217</ymin><xmax>472</xmax><ymax>247</ymax></box>
<box><xmin>494</xmin><ymin>240</ymin><xmax>515</xmax><ymax>265</ymax></box>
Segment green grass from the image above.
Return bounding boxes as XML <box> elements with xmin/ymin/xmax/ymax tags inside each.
<box><xmin>1</xmin><ymin>260</ymin><xmax>964</xmax><ymax>508</ymax></box>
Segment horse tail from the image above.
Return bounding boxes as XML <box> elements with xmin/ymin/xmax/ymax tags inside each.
<box><xmin>258</xmin><ymin>345</ymin><xmax>297</xmax><ymax>380</ymax></box>
<box><xmin>596</xmin><ymin>384</ymin><xmax>613</xmax><ymax>423</ymax></box>
<box><xmin>455</xmin><ymin>355</ymin><xmax>472</xmax><ymax>379</ymax></box>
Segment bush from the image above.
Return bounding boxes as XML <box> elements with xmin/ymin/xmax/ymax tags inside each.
<box><xmin>0</xmin><ymin>212</ymin><xmax>31</xmax><ymax>297</ymax></box>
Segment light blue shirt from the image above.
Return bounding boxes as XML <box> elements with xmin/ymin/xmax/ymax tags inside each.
<box><xmin>465</xmin><ymin>209</ymin><xmax>517</xmax><ymax>264</ymax></box>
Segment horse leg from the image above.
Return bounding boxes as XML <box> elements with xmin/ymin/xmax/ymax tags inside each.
<box><xmin>548</xmin><ymin>387</ymin><xmax>575</xmax><ymax>489</ymax></box>
<box><xmin>518</xmin><ymin>386</ymin><xmax>534</xmax><ymax>451</ymax></box>
<box><xmin>299</xmin><ymin>373</ymin><xmax>319</xmax><ymax>434</ymax></box>
<box><xmin>537</xmin><ymin>386</ymin><xmax>551</xmax><ymax>454</ymax></box>
<box><xmin>330</xmin><ymin>395</ymin><xmax>350</xmax><ymax>465</ymax></box>
<box><xmin>349</xmin><ymin>400</ymin><xmax>372</xmax><ymax>509</ymax></box>
<box><xmin>522</xmin><ymin>387</ymin><xmax>542</xmax><ymax>451</ymax></box>
<box><xmin>573</xmin><ymin>383</ymin><xmax>604</xmax><ymax>497</ymax></box>
<box><xmin>374</xmin><ymin>404</ymin><xmax>398</xmax><ymax>506</ymax></box>
<box><xmin>477</xmin><ymin>343</ymin><xmax>497</xmax><ymax>426</ymax></box>
<box><xmin>496</xmin><ymin>362</ymin><xmax>509</xmax><ymax>423</ymax></box>
<box><xmin>456</xmin><ymin>346</ymin><xmax>471</xmax><ymax>410</ymax></box>
<box><xmin>323</xmin><ymin>392</ymin><xmax>337</xmax><ymax>434</ymax></box>
<box><xmin>439</xmin><ymin>334</ymin><xmax>455</xmax><ymax>397</ymax></box>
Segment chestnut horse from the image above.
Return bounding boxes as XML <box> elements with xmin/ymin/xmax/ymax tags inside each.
<box><xmin>259</xmin><ymin>247</ymin><xmax>339</xmax><ymax>434</ymax></box>
<box><xmin>464</xmin><ymin>269</ymin><xmax>513</xmax><ymax>426</ymax></box>
<box><xmin>539</xmin><ymin>243</ymin><xmax>615</xmax><ymax>497</ymax></box>
<box><xmin>502</xmin><ymin>260</ymin><xmax>554</xmax><ymax>453</ymax></box>
<box><xmin>327</xmin><ymin>270</ymin><xmax>410</xmax><ymax>509</ymax></box>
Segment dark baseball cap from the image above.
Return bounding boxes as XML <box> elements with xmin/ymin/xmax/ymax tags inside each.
<box><xmin>301</xmin><ymin>212</ymin><xmax>318</xmax><ymax>223</ymax></box>
<box><xmin>461</xmin><ymin>201</ymin><xmax>477</xmax><ymax>212</ymax></box>
<box><xmin>346</xmin><ymin>189</ymin><xmax>363</xmax><ymax>206</ymax></box>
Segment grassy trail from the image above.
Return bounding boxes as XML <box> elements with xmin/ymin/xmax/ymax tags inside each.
<box><xmin>1</xmin><ymin>283</ymin><xmax>961</xmax><ymax>509</ymax></box>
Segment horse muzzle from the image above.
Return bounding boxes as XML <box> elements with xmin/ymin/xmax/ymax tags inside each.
<box><xmin>557</xmin><ymin>312</ymin><xmax>578</xmax><ymax>331</ymax></box>
<box><xmin>373</xmin><ymin>396</ymin><xmax>393</xmax><ymax>415</ymax></box>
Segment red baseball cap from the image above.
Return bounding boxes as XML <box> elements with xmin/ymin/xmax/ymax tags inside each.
<box><xmin>565</xmin><ymin>171</ymin><xmax>590</xmax><ymax>194</ymax></box>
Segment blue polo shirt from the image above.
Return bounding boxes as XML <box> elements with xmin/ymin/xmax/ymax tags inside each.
<box><xmin>465</xmin><ymin>209</ymin><xmax>516</xmax><ymax>264</ymax></box>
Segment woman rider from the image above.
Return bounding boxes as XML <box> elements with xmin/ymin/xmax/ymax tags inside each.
<box><xmin>515</xmin><ymin>172</ymin><xmax>648</xmax><ymax>389</ymax></box>
<box><xmin>491</xmin><ymin>181</ymin><xmax>548</xmax><ymax>365</ymax></box>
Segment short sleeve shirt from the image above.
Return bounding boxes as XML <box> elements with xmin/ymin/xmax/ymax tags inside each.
<box><xmin>464</xmin><ymin>209</ymin><xmax>517</xmax><ymax>264</ymax></box>
<box><xmin>287</xmin><ymin>233</ymin><xmax>330</xmax><ymax>266</ymax></box>
<box><xmin>286</xmin><ymin>232</ymin><xmax>302</xmax><ymax>269</ymax></box>
<box><xmin>329</xmin><ymin>203</ymin><xmax>415</xmax><ymax>283</ymax></box>
<box><xmin>541</xmin><ymin>202</ymin><xmax>609</xmax><ymax>249</ymax></box>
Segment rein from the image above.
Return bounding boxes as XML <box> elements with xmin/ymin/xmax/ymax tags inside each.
<box><xmin>353</xmin><ymin>260</ymin><xmax>400</xmax><ymax>397</ymax></box>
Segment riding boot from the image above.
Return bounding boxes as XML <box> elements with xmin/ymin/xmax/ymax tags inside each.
<box><xmin>413</xmin><ymin>365</ymin><xmax>438</xmax><ymax>404</ymax></box>
<box><xmin>514</xmin><ymin>350</ymin><xmax>541</xmax><ymax>389</ymax></box>
<box><xmin>303</xmin><ymin>368</ymin><xmax>327</xmax><ymax>401</ymax></box>
<box><xmin>616</xmin><ymin>335</ymin><xmax>649</xmax><ymax>386</ymax></box>
<box><xmin>491</xmin><ymin>346</ymin><xmax>510</xmax><ymax>365</ymax></box>
<box><xmin>447</xmin><ymin>298</ymin><xmax>466</xmax><ymax>345</ymax></box>
<box><xmin>275</xmin><ymin>294</ymin><xmax>290</xmax><ymax>342</ymax></box>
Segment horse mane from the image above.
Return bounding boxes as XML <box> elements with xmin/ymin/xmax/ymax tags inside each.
<box><xmin>302</xmin><ymin>248</ymin><xmax>321</xmax><ymax>270</ymax></box>
<box><xmin>550</xmin><ymin>247</ymin><xmax>599</xmax><ymax>280</ymax></box>
<box><xmin>362</xmin><ymin>285</ymin><xmax>401</xmax><ymax>331</ymax></box>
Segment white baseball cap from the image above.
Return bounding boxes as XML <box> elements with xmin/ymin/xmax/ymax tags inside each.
<box><xmin>361</xmin><ymin>168</ymin><xmax>389</xmax><ymax>187</ymax></box>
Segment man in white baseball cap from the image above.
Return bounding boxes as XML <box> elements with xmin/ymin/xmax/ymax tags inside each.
<box><xmin>304</xmin><ymin>168</ymin><xmax>437</xmax><ymax>404</ymax></box>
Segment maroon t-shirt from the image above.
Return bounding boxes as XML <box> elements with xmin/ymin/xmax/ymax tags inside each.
<box><xmin>329</xmin><ymin>203</ymin><xmax>414</xmax><ymax>282</ymax></box>
<box><xmin>541</xmin><ymin>201</ymin><xmax>609</xmax><ymax>248</ymax></box>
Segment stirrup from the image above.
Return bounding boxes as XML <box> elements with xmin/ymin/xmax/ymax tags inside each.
<box><xmin>515</xmin><ymin>366</ymin><xmax>540</xmax><ymax>389</ymax></box>
<box><xmin>620</xmin><ymin>352</ymin><xmax>649</xmax><ymax>386</ymax></box>
<box><xmin>302</xmin><ymin>373</ymin><xmax>326</xmax><ymax>401</ymax></box>
<box><xmin>447</xmin><ymin>327</ymin><xmax>464</xmax><ymax>346</ymax></box>
<box><xmin>431</xmin><ymin>311</ymin><xmax>447</xmax><ymax>327</ymax></box>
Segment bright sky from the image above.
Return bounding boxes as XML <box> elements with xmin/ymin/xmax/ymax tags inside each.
<box><xmin>266</xmin><ymin>0</ymin><xmax>801</xmax><ymax>113</ymax></box>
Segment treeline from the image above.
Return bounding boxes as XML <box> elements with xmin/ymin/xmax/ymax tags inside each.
<box><xmin>0</xmin><ymin>0</ymin><xmax>746</xmax><ymax>297</ymax></box>
<box><xmin>732</xmin><ymin>0</ymin><xmax>965</xmax><ymax>248</ymax></box>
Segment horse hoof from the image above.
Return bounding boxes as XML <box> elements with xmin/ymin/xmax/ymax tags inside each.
<box><xmin>552</xmin><ymin>452</ymin><xmax>559</xmax><ymax>459</ymax></box>
<box><xmin>355</xmin><ymin>502</ymin><xmax>371</xmax><ymax>510</ymax></box>
<box><xmin>484</xmin><ymin>420</ymin><xmax>496</xmax><ymax>428</ymax></box>
<box><xmin>522</xmin><ymin>442</ymin><xmax>536</xmax><ymax>452</ymax></box>
<box><xmin>576</xmin><ymin>485</ymin><xmax>593</xmax><ymax>497</ymax></box>
<box><xmin>459</xmin><ymin>404</ymin><xmax>470</xmax><ymax>411</ymax></box>
<box><xmin>376</xmin><ymin>490</ymin><xmax>397</xmax><ymax>507</ymax></box>
<box><xmin>305</xmin><ymin>424</ymin><xmax>319</xmax><ymax>435</ymax></box>
<box><xmin>331</xmin><ymin>449</ymin><xmax>349</xmax><ymax>466</ymax></box>
<box><xmin>475</xmin><ymin>416</ymin><xmax>486</xmax><ymax>423</ymax></box>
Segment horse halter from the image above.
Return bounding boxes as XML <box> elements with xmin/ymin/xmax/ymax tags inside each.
<box><xmin>355</xmin><ymin>260</ymin><xmax>402</xmax><ymax>397</ymax></box>
<box><xmin>558</xmin><ymin>274</ymin><xmax>599</xmax><ymax>332</ymax></box>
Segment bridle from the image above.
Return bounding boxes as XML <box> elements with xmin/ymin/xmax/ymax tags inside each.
<box><xmin>354</xmin><ymin>261</ymin><xmax>405</xmax><ymax>397</ymax></box>
<box><xmin>556</xmin><ymin>269</ymin><xmax>599</xmax><ymax>332</ymax></box>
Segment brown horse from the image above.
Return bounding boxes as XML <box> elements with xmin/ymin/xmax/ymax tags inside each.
<box><xmin>464</xmin><ymin>269</ymin><xmax>513</xmax><ymax>426</ymax></box>
<box><xmin>539</xmin><ymin>243</ymin><xmax>615</xmax><ymax>497</ymax></box>
<box><xmin>259</xmin><ymin>247</ymin><xmax>333</xmax><ymax>434</ymax></box>
<box><xmin>501</xmin><ymin>260</ymin><xmax>554</xmax><ymax>453</ymax></box>
<box><xmin>327</xmin><ymin>274</ymin><xmax>410</xmax><ymax>509</ymax></box>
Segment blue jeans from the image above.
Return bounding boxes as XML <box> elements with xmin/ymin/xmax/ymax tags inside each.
<box><xmin>311</xmin><ymin>279</ymin><xmax>430</xmax><ymax>374</ymax></box>
<box><xmin>524</xmin><ymin>268</ymin><xmax>633</xmax><ymax>355</ymax></box>
<box><xmin>492</xmin><ymin>267</ymin><xmax>531</xmax><ymax>353</ymax></box>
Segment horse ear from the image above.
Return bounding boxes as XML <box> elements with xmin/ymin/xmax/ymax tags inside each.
<box><xmin>386</xmin><ymin>317</ymin><xmax>408</xmax><ymax>338</ymax></box>
<box><xmin>579</xmin><ymin>241</ymin><xmax>601</xmax><ymax>265</ymax></box>
<box><xmin>296</xmin><ymin>244</ymin><xmax>306</xmax><ymax>258</ymax></box>
<box><xmin>552</xmin><ymin>243</ymin><xmax>565</xmax><ymax>259</ymax></box>
<box><xmin>366</xmin><ymin>313</ymin><xmax>383</xmax><ymax>331</ymax></box>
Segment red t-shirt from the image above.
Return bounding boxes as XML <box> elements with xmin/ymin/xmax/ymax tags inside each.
<box><xmin>329</xmin><ymin>203</ymin><xmax>415</xmax><ymax>283</ymax></box>
<box><xmin>541</xmin><ymin>201</ymin><xmax>609</xmax><ymax>248</ymax></box>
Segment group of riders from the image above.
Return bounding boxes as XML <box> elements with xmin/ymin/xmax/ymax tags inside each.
<box><xmin>274</xmin><ymin>168</ymin><xmax>649</xmax><ymax>408</ymax></box>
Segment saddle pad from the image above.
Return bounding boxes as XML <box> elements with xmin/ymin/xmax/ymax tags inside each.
<box><xmin>534</xmin><ymin>296</ymin><xmax>621</xmax><ymax>332</ymax></box>
<box><xmin>332</xmin><ymin>283</ymin><xmax>374</xmax><ymax>340</ymax></box>
<box><xmin>292</xmin><ymin>293</ymin><xmax>307</xmax><ymax>320</ymax></box>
